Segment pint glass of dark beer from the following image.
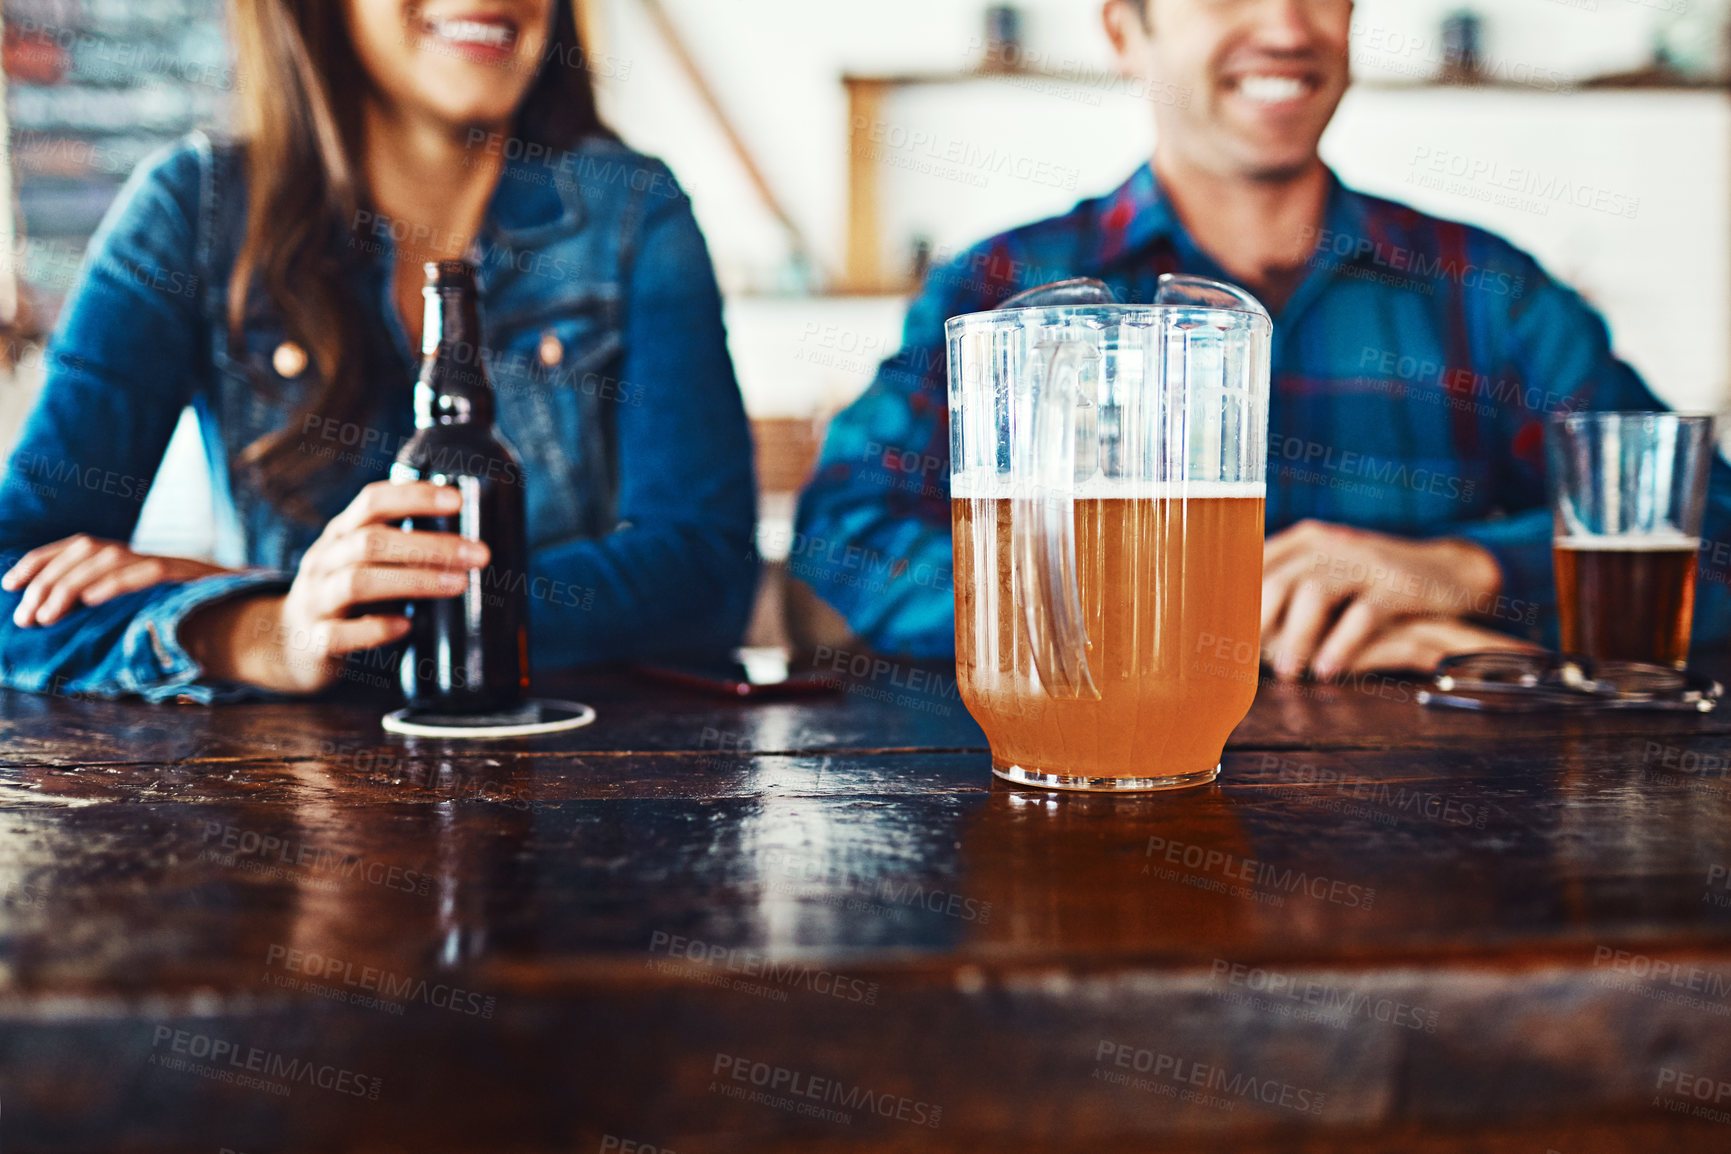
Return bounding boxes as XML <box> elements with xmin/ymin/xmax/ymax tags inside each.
<box><xmin>1546</xmin><ymin>411</ymin><xmax>1714</xmax><ymax>669</ymax></box>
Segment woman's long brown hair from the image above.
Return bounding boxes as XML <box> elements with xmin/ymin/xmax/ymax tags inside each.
<box><xmin>225</xmin><ymin>0</ymin><xmax>609</xmax><ymax>519</ymax></box>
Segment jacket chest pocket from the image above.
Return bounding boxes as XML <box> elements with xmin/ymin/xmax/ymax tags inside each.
<box><xmin>488</xmin><ymin>296</ymin><xmax>624</xmax><ymax>550</ymax></box>
<box><xmin>209</xmin><ymin>321</ymin><xmax>318</xmax><ymax>568</ymax></box>
<box><xmin>212</xmin><ymin>321</ymin><xmax>304</xmax><ymax>449</ymax></box>
<box><xmin>210</xmin><ymin>321</ymin><xmax>402</xmax><ymax>568</ymax></box>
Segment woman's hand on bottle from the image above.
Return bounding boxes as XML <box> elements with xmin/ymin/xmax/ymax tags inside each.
<box><xmin>181</xmin><ymin>481</ymin><xmax>488</xmax><ymax>694</ymax></box>
<box><xmin>3</xmin><ymin>536</ymin><xmax>238</xmax><ymax>627</ymax></box>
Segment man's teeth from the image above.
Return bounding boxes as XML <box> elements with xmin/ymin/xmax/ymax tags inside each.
<box><xmin>431</xmin><ymin>19</ymin><xmax>515</xmax><ymax>48</ymax></box>
<box><xmin>1237</xmin><ymin>75</ymin><xmax>1307</xmax><ymax>104</ymax></box>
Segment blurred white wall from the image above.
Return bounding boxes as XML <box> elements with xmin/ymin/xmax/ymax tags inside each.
<box><xmin>1329</xmin><ymin>87</ymin><xmax>1731</xmax><ymax>415</ymax></box>
<box><xmin>595</xmin><ymin>0</ymin><xmax>1722</xmax><ymax>429</ymax></box>
<box><xmin>1349</xmin><ymin>0</ymin><xmax>1682</xmax><ymax>83</ymax></box>
<box><xmin>592</xmin><ymin>0</ymin><xmax>1132</xmax><ymax>286</ymax></box>
<box><xmin>14</xmin><ymin>0</ymin><xmax>1712</xmax><ymax>553</ymax></box>
<box><xmin>596</xmin><ymin>0</ymin><xmax>1691</xmax><ymax>288</ymax></box>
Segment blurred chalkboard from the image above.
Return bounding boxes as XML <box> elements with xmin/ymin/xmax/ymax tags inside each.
<box><xmin>4</xmin><ymin>0</ymin><xmax>234</xmax><ymax>320</ymax></box>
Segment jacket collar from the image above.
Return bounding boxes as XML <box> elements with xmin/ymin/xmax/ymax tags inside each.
<box><xmin>482</xmin><ymin>148</ymin><xmax>586</xmax><ymax>245</ymax></box>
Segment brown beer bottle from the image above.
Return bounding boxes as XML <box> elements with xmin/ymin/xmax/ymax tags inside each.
<box><xmin>391</xmin><ymin>260</ymin><xmax>530</xmax><ymax>714</ymax></box>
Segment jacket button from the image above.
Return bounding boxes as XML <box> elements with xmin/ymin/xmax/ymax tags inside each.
<box><xmin>538</xmin><ymin>330</ymin><xmax>563</xmax><ymax>368</ymax></box>
<box><xmin>272</xmin><ymin>340</ymin><xmax>308</xmax><ymax>379</ymax></box>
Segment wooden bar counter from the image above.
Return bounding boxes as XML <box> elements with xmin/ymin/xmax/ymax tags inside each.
<box><xmin>2</xmin><ymin>655</ymin><xmax>1731</xmax><ymax>1152</ymax></box>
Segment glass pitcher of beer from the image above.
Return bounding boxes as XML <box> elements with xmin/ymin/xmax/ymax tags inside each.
<box><xmin>948</xmin><ymin>275</ymin><xmax>1272</xmax><ymax>792</ymax></box>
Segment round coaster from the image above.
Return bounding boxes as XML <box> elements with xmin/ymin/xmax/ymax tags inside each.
<box><xmin>381</xmin><ymin>698</ymin><xmax>597</xmax><ymax>738</ymax></box>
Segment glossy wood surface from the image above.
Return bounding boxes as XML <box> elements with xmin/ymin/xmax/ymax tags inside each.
<box><xmin>4</xmin><ymin>659</ymin><xmax>1731</xmax><ymax>1152</ymax></box>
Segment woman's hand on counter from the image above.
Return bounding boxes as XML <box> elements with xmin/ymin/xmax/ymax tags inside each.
<box><xmin>3</xmin><ymin>536</ymin><xmax>237</xmax><ymax>627</ymax></box>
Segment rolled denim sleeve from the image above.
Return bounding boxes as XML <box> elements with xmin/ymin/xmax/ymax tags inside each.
<box><xmin>0</xmin><ymin>571</ymin><xmax>290</xmax><ymax>702</ymax></box>
<box><xmin>0</xmin><ymin>137</ymin><xmax>273</xmax><ymax>700</ymax></box>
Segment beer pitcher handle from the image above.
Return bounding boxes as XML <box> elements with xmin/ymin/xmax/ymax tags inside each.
<box><xmin>1154</xmin><ymin>272</ymin><xmax>1272</xmax><ymax>320</ymax></box>
<box><xmin>1013</xmin><ymin>337</ymin><xmax>1101</xmax><ymax>701</ymax></box>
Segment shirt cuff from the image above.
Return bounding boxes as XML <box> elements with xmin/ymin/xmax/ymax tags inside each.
<box><xmin>119</xmin><ymin>571</ymin><xmax>292</xmax><ymax>703</ymax></box>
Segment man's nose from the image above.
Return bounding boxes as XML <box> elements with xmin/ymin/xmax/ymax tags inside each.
<box><xmin>1245</xmin><ymin>0</ymin><xmax>1324</xmax><ymax>50</ymax></box>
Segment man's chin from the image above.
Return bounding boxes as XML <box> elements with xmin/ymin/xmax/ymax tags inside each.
<box><xmin>1159</xmin><ymin>121</ymin><xmax>1330</xmax><ymax>185</ymax></box>
<box><xmin>1211</xmin><ymin>97</ymin><xmax>1341</xmax><ymax>182</ymax></box>
<box><xmin>1218</xmin><ymin>134</ymin><xmax>1328</xmax><ymax>183</ymax></box>
<box><xmin>1239</xmin><ymin>155</ymin><xmax>1325</xmax><ymax>184</ymax></box>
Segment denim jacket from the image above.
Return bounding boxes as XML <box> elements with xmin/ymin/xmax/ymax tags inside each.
<box><xmin>0</xmin><ymin>131</ymin><xmax>758</xmax><ymax>701</ymax></box>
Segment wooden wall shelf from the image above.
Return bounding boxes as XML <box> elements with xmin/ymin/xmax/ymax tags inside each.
<box><xmin>839</xmin><ymin>66</ymin><xmax>1728</xmax><ymax>296</ymax></box>
<box><xmin>841</xmin><ymin>68</ymin><xmax>1099</xmax><ymax>293</ymax></box>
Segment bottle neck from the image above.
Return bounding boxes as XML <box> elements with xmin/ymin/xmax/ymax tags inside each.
<box><xmin>415</xmin><ymin>285</ymin><xmax>494</xmax><ymax>427</ymax></box>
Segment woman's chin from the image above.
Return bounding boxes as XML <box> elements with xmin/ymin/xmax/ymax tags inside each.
<box><xmin>407</xmin><ymin>92</ymin><xmax>531</xmax><ymax>135</ymax></box>
<box><xmin>405</xmin><ymin>60</ymin><xmax>538</xmax><ymax>117</ymax></box>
